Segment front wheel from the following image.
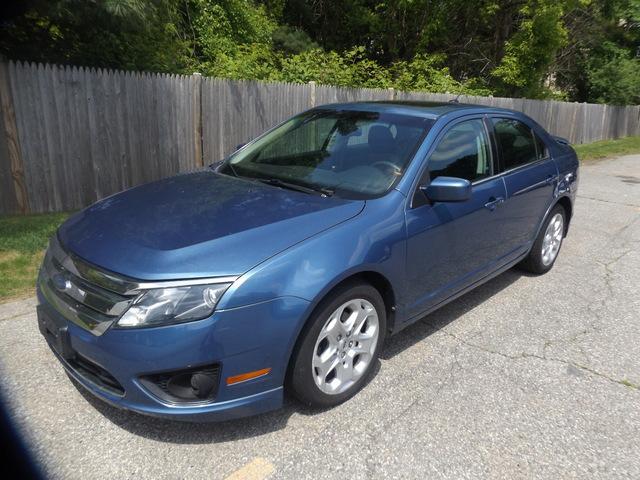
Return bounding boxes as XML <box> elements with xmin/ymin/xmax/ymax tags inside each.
<box><xmin>519</xmin><ymin>204</ymin><xmax>566</xmax><ymax>274</ymax></box>
<box><xmin>288</xmin><ymin>283</ymin><xmax>386</xmax><ymax>408</ymax></box>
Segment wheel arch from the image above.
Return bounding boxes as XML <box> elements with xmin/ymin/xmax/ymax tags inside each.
<box><xmin>283</xmin><ymin>269</ymin><xmax>397</xmax><ymax>387</ymax></box>
<box><xmin>307</xmin><ymin>270</ymin><xmax>397</xmax><ymax>333</ymax></box>
<box><xmin>533</xmin><ymin>194</ymin><xmax>573</xmax><ymax>242</ymax></box>
<box><xmin>555</xmin><ymin>195</ymin><xmax>573</xmax><ymax>235</ymax></box>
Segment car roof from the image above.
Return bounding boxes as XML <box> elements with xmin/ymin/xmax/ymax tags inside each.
<box><xmin>316</xmin><ymin>100</ymin><xmax>519</xmax><ymax>120</ymax></box>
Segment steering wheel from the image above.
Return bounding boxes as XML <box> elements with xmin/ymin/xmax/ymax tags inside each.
<box><xmin>372</xmin><ymin>161</ymin><xmax>402</xmax><ymax>176</ymax></box>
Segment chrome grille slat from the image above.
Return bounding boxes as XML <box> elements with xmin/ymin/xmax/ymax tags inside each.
<box><xmin>39</xmin><ymin>237</ymin><xmax>139</xmax><ymax>336</ymax></box>
<box><xmin>48</xmin><ymin>256</ymin><xmax>133</xmax><ymax>316</ymax></box>
<box><xmin>39</xmin><ymin>275</ymin><xmax>116</xmax><ymax>335</ymax></box>
<box><xmin>49</xmin><ymin>236</ymin><xmax>140</xmax><ymax>295</ymax></box>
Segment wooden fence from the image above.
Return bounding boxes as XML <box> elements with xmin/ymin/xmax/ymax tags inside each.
<box><xmin>1</xmin><ymin>60</ymin><xmax>639</xmax><ymax>214</ymax></box>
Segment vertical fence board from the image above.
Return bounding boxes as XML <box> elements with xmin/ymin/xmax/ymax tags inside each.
<box><xmin>0</xmin><ymin>62</ymin><xmax>26</xmax><ymax>214</ymax></box>
<box><xmin>0</xmin><ymin>86</ymin><xmax>19</xmax><ymax>214</ymax></box>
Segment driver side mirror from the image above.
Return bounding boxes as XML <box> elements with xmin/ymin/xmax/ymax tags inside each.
<box><xmin>208</xmin><ymin>159</ymin><xmax>224</xmax><ymax>171</ymax></box>
<box><xmin>420</xmin><ymin>176</ymin><xmax>472</xmax><ymax>203</ymax></box>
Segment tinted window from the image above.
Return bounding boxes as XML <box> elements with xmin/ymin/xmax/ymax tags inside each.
<box><xmin>428</xmin><ymin>119</ymin><xmax>491</xmax><ymax>182</ymax></box>
<box><xmin>492</xmin><ymin>118</ymin><xmax>538</xmax><ymax>170</ymax></box>
<box><xmin>534</xmin><ymin>132</ymin><xmax>548</xmax><ymax>159</ymax></box>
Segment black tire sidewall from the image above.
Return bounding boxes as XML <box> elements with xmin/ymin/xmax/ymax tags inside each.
<box><xmin>289</xmin><ymin>282</ymin><xmax>387</xmax><ymax>408</ymax></box>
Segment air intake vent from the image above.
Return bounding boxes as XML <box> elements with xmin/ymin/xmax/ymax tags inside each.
<box><xmin>68</xmin><ymin>353</ymin><xmax>125</xmax><ymax>396</ymax></box>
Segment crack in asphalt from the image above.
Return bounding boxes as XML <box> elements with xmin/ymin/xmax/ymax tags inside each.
<box><xmin>0</xmin><ymin>311</ymin><xmax>34</xmax><ymax>323</ymax></box>
<box><xmin>541</xmin><ymin>329</ymin><xmax>593</xmax><ymax>366</ymax></box>
<box><xmin>611</xmin><ymin>214</ymin><xmax>640</xmax><ymax>238</ymax></box>
<box><xmin>440</xmin><ymin>330</ymin><xmax>639</xmax><ymax>391</ymax></box>
<box><xmin>576</xmin><ymin>194</ymin><xmax>640</xmax><ymax>208</ymax></box>
<box><xmin>362</xmin><ymin>338</ymin><xmax>464</xmax><ymax>476</ymax></box>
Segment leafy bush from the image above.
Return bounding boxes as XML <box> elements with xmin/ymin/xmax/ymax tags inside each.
<box><xmin>586</xmin><ymin>42</ymin><xmax>640</xmax><ymax>105</ymax></box>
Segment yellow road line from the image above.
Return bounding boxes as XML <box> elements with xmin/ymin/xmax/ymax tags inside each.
<box><xmin>223</xmin><ymin>457</ymin><xmax>275</xmax><ymax>480</ymax></box>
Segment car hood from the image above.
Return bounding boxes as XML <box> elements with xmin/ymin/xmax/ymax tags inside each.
<box><xmin>58</xmin><ymin>171</ymin><xmax>364</xmax><ymax>280</ymax></box>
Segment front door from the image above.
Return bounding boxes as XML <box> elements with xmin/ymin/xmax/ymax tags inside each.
<box><xmin>404</xmin><ymin>117</ymin><xmax>511</xmax><ymax>320</ymax></box>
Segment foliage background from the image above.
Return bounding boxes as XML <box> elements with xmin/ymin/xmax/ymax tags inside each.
<box><xmin>0</xmin><ymin>0</ymin><xmax>638</xmax><ymax>104</ymax></box>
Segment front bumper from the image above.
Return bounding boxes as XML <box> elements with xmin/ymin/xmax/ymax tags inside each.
<box><xmin>37</xmin><ymin>287</ymin><xmax>310</xmax><ymax>422</ymax></box>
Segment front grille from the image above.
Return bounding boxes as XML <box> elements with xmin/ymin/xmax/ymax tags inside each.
<box><xmin>38</xmin><ymin>236</ymin><xmax>138</xmax><ymax>336</ymax></box>
<box><xmin>68</xmin><ymin>353</ymin><xmax>125</xmax><ymax>396</ymax></box>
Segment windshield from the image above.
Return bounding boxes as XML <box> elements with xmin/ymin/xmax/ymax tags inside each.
<box><xmin>220</xmin><ymin>109</ymin><xmax>434</xmax><ymax>199</ymax></box>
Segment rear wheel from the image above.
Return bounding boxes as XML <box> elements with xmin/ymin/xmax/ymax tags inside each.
<box><xmin>520</xmin><ymin>204</ymin><xmax>566</xmax><ymax>274</ymax></box>
<box><xmin>289</xmin><ymin>282</ymin><xmax>386</xmax><ymax>408</ymax></box>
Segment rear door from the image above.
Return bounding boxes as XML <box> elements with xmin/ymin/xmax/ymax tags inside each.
<box><xmin>490</xmin><ymin>117</ymin><xmax>558</xmax><ymax>254</ymax></box>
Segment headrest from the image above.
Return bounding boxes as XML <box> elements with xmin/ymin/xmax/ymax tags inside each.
<box><xmin>368</xmin><ymin>125</ymin><xmax>395</xmax><ymax>152</ymax></box>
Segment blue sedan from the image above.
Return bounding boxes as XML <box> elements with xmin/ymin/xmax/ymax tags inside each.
<box><xmin>37</xmin><ymin>102</ymin><xmax>579</xmax><ymax>421</ymax></box>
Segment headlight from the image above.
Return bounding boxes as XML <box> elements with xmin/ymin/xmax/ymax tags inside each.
<box><xmin>117</xmin><ymin>283</ymin><xmax>231</xmax><ymax>328</ymax></box>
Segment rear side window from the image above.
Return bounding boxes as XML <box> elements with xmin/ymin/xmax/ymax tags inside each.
<box><xmin>492</xmin><ymin>118</ymin><xmax>540</xmax><ymax>170</ymax></box>
<box><xmin>427</xmin><ymin>119</ymin><xmax>492</xmax><ymax>182</ymax></box>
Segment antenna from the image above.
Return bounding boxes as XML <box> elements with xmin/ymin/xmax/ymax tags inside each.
<box><xmin>449</xmin><ymin>92</ymin><xmax>463</xmax><ymax>104</ymax></box>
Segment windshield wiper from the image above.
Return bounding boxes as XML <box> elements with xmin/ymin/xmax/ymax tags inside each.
<box><xmin>209</xmin><ymin>159</ymin><xmax>240</xmax><ymax>178</ymax></box>
<box><xmin>258</xmin><ymin>178</ymin><xmax>334</xmax><ymax>197</ymax></box>
<box><xmin>225</xmin><ymin>162</ymin><xmax>240</xmax><ymax>178</ymax></box>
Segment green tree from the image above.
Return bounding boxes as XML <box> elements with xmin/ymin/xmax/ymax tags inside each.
<box><xmin>490</xmin><ymin>1</ymin><xmax>577</xmax><ymax>98</ymax></box>
<box><xmin>554</xmin><ymin>0</ymin><xmax>640</xmax><ymax>103</ymax></box>
<box><xmin>1</xmin><ymin>0</ymin><xmax>638</xmax><ymax>104</ymax></box>
<box><xmin>0</xmin><ymin>0</ymin><xmax>193</xmax><ymax>72</ymax></box>
<box><xmin>587</xmin><ymin>42</ymin><xmax>640</xmax><ymax>104</ymax></box>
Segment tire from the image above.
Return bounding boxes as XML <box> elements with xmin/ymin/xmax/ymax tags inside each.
<box><xmin>288</xmin><ymin>282</ymin><xmax>387</xmax><ymax>408</ymax></box>
<box><xmin>519</xmin><ymin>204</ymin><xmax>566</xmax><ymax>274</ymax></box>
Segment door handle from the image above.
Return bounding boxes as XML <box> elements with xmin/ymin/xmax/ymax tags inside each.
<box><xmin>545</xmin><ymin>174</ymin><xmax>558</xmax><ymax>184</ymax></box>
<box><xmin>484</xmin><ymin>196</ymin><xmax>504</xmax><ymax>211</ymax></box>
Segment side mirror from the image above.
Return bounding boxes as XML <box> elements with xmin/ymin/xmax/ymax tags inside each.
<box><xmin>208</xmin><ymin>159</ymin><xmax>224</xmax><ymax>171</ymax></box>
<box><xmin>420</xmin><ymin>176</ymin><xmax>472</xmax><ymax>203</ymax></box>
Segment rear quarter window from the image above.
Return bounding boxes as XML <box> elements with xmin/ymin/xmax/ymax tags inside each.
<box><xmin>534</xmin><ymin>132</ymin><xmax>548</xmax><ymax>159</ymax></box>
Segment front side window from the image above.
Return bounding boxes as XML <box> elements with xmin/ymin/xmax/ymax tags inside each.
<box><xmin>427</xmin><ymin>119</ymin><xmax>492</xmax><ymax>182</ymax></box>
<box><xmin>221</xmin><ymin>110</ymin><xmax>434</xmax><ymax>199</ymax></box>
<box><xmin>492</xmin><ymin>118</ymin><xmax>539</xmax><ymax>170</ymax></box>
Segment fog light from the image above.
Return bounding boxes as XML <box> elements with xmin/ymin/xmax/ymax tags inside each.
<box><xmin>139</xmin><ymin>365</ymin><xmax>220</xmax><ymax>403</ymax></box>
<box><xmin>190</xmin><ymin>372</ymin><xmax>217</xmax><ymax>399</ymax></box>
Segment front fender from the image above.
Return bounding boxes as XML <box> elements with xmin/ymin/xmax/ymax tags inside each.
<box><xmin>219</xmin><ymin>191</ymin><xmax>408</xmax><ymax>314</ymax></box>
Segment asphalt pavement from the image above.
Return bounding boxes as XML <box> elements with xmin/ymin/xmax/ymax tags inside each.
<box><xmin>1</xmin><ymin>155</ymin><xmax>639</xmax><ymax>479</ymax></box>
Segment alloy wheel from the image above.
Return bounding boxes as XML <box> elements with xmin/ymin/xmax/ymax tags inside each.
<box><xmin>312</xmin><ymin>298</ymin><xmax>379</xmax><ymax>395</ymax></box>
<box><xmin>541</xmin><ymin>213</ymin><xmax>564</xmax><ymax>266</ymax></box>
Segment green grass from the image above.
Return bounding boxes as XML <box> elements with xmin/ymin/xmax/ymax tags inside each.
<box><xmin>0</xmin><ymin>212</ymin><xmax>70</xmax><ymax>303</ymax></box>
<box><xmin>574</xmin><ymin>136</ymin><xmax>640</xmax><ymax>162</ymax></box>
